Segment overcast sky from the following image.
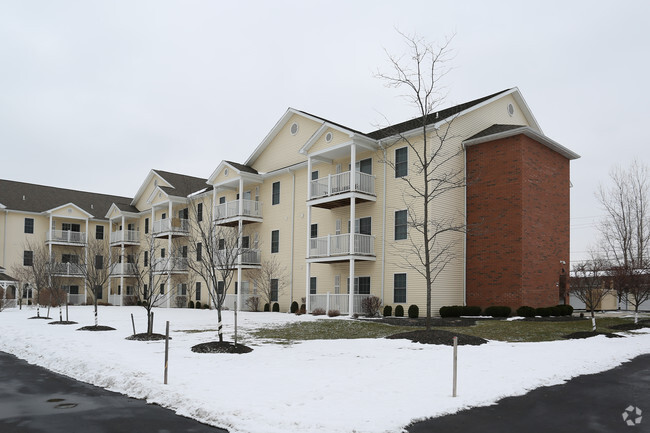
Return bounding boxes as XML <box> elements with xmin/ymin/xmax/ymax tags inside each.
<box><xmin>1</xmin><ymin>0</ymin><xmax>648</xmax><ymax>263</ymax></box>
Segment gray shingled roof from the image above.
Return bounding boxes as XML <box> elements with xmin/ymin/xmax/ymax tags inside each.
<box><xmin>466</xmin><ymin>124</ymin><xmax>526</xmax><ymax>141</ymax></box>
<box><xmin>153</xmin><ymin>170</ymin><xmax>212</xmax><ymax>197</ymax></box>
<box><xmin>366</xmin><ymin>89</ymin><xmax>512</xmax><ymax>140</ymax></box>
<box><xmin>0</xmin><ymin>272</ymin><xmax>16</xmax><ymax>282</ymax></box>
<box><xmin>224</xmin><ymin>161</ymin><xmax>258</xmax><ymax>175</ymax></box>
<box><xmin>0</xmin><ymin>179</ymin><xmax>133</xmax><ymax>218</ymax></box>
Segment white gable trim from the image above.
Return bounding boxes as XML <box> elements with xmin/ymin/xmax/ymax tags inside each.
<box><xmin>44</xmin><ymin>202</ymin><xmax>94</xmax><ymax>219</ymax></box>
<box><xmin>131</xmin><ymin>170</ymin><xmax>168</xmax><ymax>206</ymax></box>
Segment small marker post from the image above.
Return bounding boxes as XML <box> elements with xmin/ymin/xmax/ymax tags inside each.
<box><xmin>452</xmin><ymin>336</ymin><xmax>458</xmax><ymax>397</ymax></box>
<box><xmin>164</xmin><ymin>321</ymin><xmax>170</xmax><ymax>385</ymax></box>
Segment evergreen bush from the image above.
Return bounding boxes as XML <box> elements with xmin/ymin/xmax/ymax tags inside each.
<box><xmin>395</xmin><ymin>305</ymin><xmax>404</xmax><ymax>317</ymax></box>
<box><xmin>272</xmin><ymin>302</ymin><xmax>280</xmax><ymax>312</ymax></box>
<box><xmin>196</xmin><ymin>301</ymin><xmax>202</xmax><ymax>309</ymax></box>
<box><xmin>535</xmin><ymin>307</ymin><xmax>551</xmax><ymax>317</ymax></box>
<box><xmin>462</xmin><ymin>306</ymin><xmax>482</xmax><ymax>316</ymax></box>
<box><xmin>188</xmin><ymin>300</ymin><xmax>195</xmax><ymax>309</ymax></box>
<box><xmin>408</xmin><ymin>304</ymin><xmax>419</xmax><ymax>318</ymax></box>
<box><xmin>439</xmin><ymin>306</ymin><xmax>462</xmax><ymax>318</ymax></box>
<box><xmin>383</xmin><ymin>305</ymin><xmax>392</xmax><ymax>317</ymax></box>
<box><xmin>484</xmin><ymin>306</ymin><xmax>511</xmax><ymax>317</ymax></box>
<box><xmin>264</xmin><ymin>303</ymin><xmax>270</xmax><ymax>312</ymax></box>
<box><xmin>290</xmin><ymin>301</ymin><xmax>299</xmax><ymax>313</ymax></box>
<box><xmin>516</xmin><ymin>306</ymin><xmax>536</xmax><ymax>317</ymax></box>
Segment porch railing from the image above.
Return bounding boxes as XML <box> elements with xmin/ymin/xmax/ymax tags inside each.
<box><xmin>152</xmin><ymin>218</ymin><xmax>189</xmax><ymax>235</ymax></box>
<box><xmin>110</xmin><ymin>230</ymin><xmax>140</xmax><ymax>244</ymax></box>
<box><xmin>214</xmin><ymin>199</ymin><xmax>263</xmax><ymax>221</ymax></box>
<box><xmin>309</xmin><ymin>171</ymin><xmax>375</xmax><ymax>199</ymax></box>
<box><xmin>224</xmin><ymin>293</ymin><xmax>261</xmax><ymax>311</ymax></box>
<box><xmin>152</xmin><ymin>257</ymin><xmax>189</xmax><ymax>273</ymax></box>
<box><xmin>46</xmin><ymin>230</ymin><xmax>86</xmax><ymax>244</ymax></box>
<box><xmin>309</xmin><ymin>293</ymin><xmax>373</xmax><ymax>315</ymax></box>
<box><xmin>110</xmin><ymin>263</ymin><xmax>136</xmax><ymax>276</ymax></box>
<box><xmin>215</xmin><ymin>248</ymin><xmax>261</xmax><ymax>267</ymax></box>
<box><xmin>108</xmin><ymin>294</ymin><xmax>122</xmax><ymax>305</ymax></box>
<box><xmin>309</xmin><ymin>233</ymin><xmax>375</xmax><ymax>258</ymax></box>
<box><xmin>67</xmin><ymin>293</ymin><xmax>86</xmax><ymax>305</ymax></box>
<box><xmin>52</xmin><ymin>262</ymin><xmax>84</xmax><ymax>276</ymax></box>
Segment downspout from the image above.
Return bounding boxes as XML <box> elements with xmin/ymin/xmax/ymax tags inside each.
<box><xmin>381</xmin><ymin>146</ymin><xmax>386</xmax><ymax>304</ymax></box>
<box><xmin>289</xmin><ymin>169</ymin><xmax>295</xmax><ymax>304</ymax></box>
<box><xmin>462</xmin><ymin>142</ymin><xmax>467</xmax><ymax>305</ymax></box>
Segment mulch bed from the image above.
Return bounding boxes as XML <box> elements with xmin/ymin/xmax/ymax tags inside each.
<box><xmin>48</xmin><ymin>321</ymin><xmax>78</xmax><ymax>325</ymax></box>
<box><xmin>522</xmin><ymin>316</ymin><xmax>586</xmax><ymax>322</ymax></box>
<box><xmin>28</xmin><ymin>316</ymin><xmax>52</xmax><ymax>320</ymax></box>
<box><xmin>563</xmin><ymin>331</ymin><xmax>625</xmax><ymax>340</ymax></box>
<box><xmin>125</xmin><ymin>333</ymin><xmax>171</xmax><ymax>341</ymax></box>
<box><xmin>386</xmin><ymin>329</ymin><xmax>488</xmax><ymax>346</ymax></box>
<box><xmin>370</xmin><ymin>317</ymin><xmax>480</xmax><ymax>327</ymax></box>
<box><xmin>77</xmin><ymin>325</ymin><xmax>116</xmax><ymax>331</ymax></box>
<box><xmin>191</xmin><ymin>341</ymin><xmax>253</xmax><ymax>354</ymax></box>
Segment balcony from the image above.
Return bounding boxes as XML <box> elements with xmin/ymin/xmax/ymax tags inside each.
<box><xmin>215</xmin><ymin>248</ymin><xmax>261</xmax><ymax>269</ymax></box>
<box><xmin>52</xmin><ymin>262</ymin><xmax>84</xmax><ymax>277</ymax></box>
<box><xmin>152</xmin><ymin>218</ymin><xmax>189</xmax><ymax>237</ymax></box>
<box><xmin>213</xmin><ymin>199</ymin><xmax>263</xmax><ymax>226</ymax></box>
<box><xmin>152</xmin><ymin>257</ymin><xmax>189</xmax><ymax>274</ymax></box>
<box><xmin>308</xmin><ymin>171</ymin><xmax>376</xmax><ymax>209</ymax></box>
<box><xmin>46</xmin><ymin>230</ymin><xmax>86</xmax><ymax>246</ymax></box>
<box><xmin>110</xmin><ymin>262</ymin><xmax>137</xmax><ymax>277</ymax></box>
<box><xmin>110</xmin><ymin>230</ymin><xmax>140</xmax><ymax>246</ymax></box>
<box><xmin>308</xmin><ymin>233</ymin><xmax>375</xmax><ymax>262</ymax></box>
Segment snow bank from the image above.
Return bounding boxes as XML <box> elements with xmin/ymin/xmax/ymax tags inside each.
<box><xmin>1</xmin><ymin>306</ymin><xmax>649</xmax><ymax>433</ymax></box>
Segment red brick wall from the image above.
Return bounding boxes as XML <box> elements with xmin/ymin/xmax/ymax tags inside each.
<box><xmin>466</xmin><ymin>134</ymin><xmax>570</xmax><ymax>310</ymax></box>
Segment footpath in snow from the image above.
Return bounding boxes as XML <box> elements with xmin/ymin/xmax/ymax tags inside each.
<box><xmin>0</xmin><ymin>306</ymin><xmax>649</xmax><ymax>433</ymax></box>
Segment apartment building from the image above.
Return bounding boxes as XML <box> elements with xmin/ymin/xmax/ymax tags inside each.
<box><xmin>0</xmin><ymin>88</ymin><xmax>579</xmax><ymax>314</ymax></box>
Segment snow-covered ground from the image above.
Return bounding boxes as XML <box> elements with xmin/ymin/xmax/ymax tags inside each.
<box><xmin>1</xmin><ymin>306</ymin><xmax>649</xmax><ymax>433</ymax></box>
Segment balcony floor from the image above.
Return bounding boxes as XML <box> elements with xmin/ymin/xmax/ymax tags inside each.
<box><xmin>308</xmin><ymin>192</ymin><xmax>376</xmax><ymax>209</ymax></box>
<box><xmin>307</xmin><ymin>254</ymin><xmax>376</xmax><ymax>264</ymax></box>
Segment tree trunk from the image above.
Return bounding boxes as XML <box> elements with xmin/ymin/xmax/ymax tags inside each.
<box><xmin>591</xmin><ymin>310</ymin><xmax>596</xmax><ymax>331</ymax></box>
<box><xmin>634</xmin><ymin>308</ymin><xmax>639</xmax><ymax>324</ymax></box>
<box><xmin>94</xmin><ymin>302</ymin><xmax>98</xmax><ymax>326</ymax></box>
<box><xmin>217</xmin><ymin>307</ymin><xmax>223</xmax><ymax>342</ymax></box>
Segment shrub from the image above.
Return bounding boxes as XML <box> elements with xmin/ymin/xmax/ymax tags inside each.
<box><xmin>327</xmin><ymin>309</ymin><xmax>340</xmax><ymax>317</ymax></box>
<box><xmin>299</xmin><ymin>304</ymin><xmax>306</xmax><ymax>314</ymax></box>
<box><xmin>535</xmin><ymin>307</ymin><xmax>551</xmax><ymax>317</ymax></box>
<box><xmin>264</xmin><ymin>303</ymin><xmax>270</xmax><ymax>312</ymax></box>
<box><xmin>462</xmin><ymin>306</ymin><xmax>482</xmax><ymax>316</ymax></box>
<box><xmin>202</xmin><ymin>304</ymin><xmax>210</xmax><ymax>309</ymax></box>
<box><xmin>395</xmin><ymin>305</ymin><xmax>404</xmax><ymax>317</ymax></box>
<box><xmin>484</xmin><ymin>306</ymin><xmax>511</xmax><ymax>317</ymax></box>
<box><xmin>408</xmin><ymin>304</ymin><xmax>419</xmax><ymax>318</ymax></box>
<box><xmin>383</xmin><ymin>305</ymin><xmax>392</xmax><ymax>317</ymax></box>
<box><xmin>195</xmin><ymin>301</ymin><xmax>201</xmax><ymax>309</ymax></box>
<box><xmin>556</xmin><ymin>304</ymin><xmax>574</xmax><ymax>316</ymax></box>
<box><xmin>549</xmin><ymin>306</ymin><xmax>563</xmax><ymax>317</ymax></box>
<box><xmin>188</xmin><ymin>300</ymin><xmax>195</xmax><ymax>309</ymax></box>
<box><xmin>439</xmin><ymin>306</ymin><xmax>462</xmax><ymax>318</ymax></box>
<box><xmin>272</xmin><ymin>302</ymin><xmax>280</xmax><ymax>312</ymax></box>
<box><xmin>361</xmin><ymin>295</ymin><xmax>382</xmax><ymax>317</ymax></box>
<box><xmin>290</xmin><ymin>301</ymin><xmax>299</xmax><ymax>313</ymax></box>
<box><xmin>246</xmin><ymin>296</ymin><xmax>260</xmax><ymax>312</ymax></box>
<box><xmin>516</xmin><ymin>306</ymin><xmax>536</xmax><ymax>317</ymax></box>
<box><xmin>312</xmin><ymin>308</ymin><xmax>326</xmax><ymax>316</ymax></box>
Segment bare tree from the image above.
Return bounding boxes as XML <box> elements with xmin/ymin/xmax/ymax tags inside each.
<box><xmin>375</xmin><ymin>31</ymin><xmax>464</xmax><ymax>330</ymax></box>
<box><xmin>248</xmin><ymin>256</ymin><xmax>288</xmax><ymax>312</ymax></box>
<box><xmin>10</xmin><ymin>264</ymin><xmax>29</xmax><ymax>310</ymax></box>
<box><xmin>21</xmin><ymin>242</ymin><xmax>54</xmax><ymax>318</ymax></box>
<box><xmin>184</xmin><ymin>198</ymin><xmax>242</xmax><ymax>342</ymax></box>
<box><xmin>617</xmin><ymin>267</ymin><xmax>650</xmax><ymax>324</ymax></box>
<box><xmin>75</xmin><ymin>238</ymin><xmax>116</xmax><ymax>327</ymax></box>
<box><xmin>572</xmin><ymin>257</ymin><xmax>612</xmax><ymax>331</ymax></box>
<box><xmin>130</xmin><ymin>231</ymin><xmax>176</xmax><ymax>335</ymax></box>
<box><xmin>597</xmin><ymin>160</ymin><xmax>650</xmax><ymax>307</ymax></box>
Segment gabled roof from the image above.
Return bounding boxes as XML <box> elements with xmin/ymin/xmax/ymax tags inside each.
<box><xmin>153</xmin><ymin>170</ymin><xmax>211</xmax><ymax>197</ymax></box>
<box><xmin>366</xmin><ymin>89</ymin><xmax>513</xmax><ymax>140</ymax></box>
<box><xmin>0</xmin><ymin>179</ymin><xmax>133</xmax><ymax>218</ymax></box>
<box><xmin>224</xmin><ymin>161</ymin><xmax>258</xmax><ymax>174</ymax></box>
<box><xmin>463</xmin><ymin>124</ymin><xmax>580</xmax><ymax>160</ymax></box>
<box><xmin>208</xmin><ymin>160</ymin><xmax>261</xmax><ymax>185</ymax></box>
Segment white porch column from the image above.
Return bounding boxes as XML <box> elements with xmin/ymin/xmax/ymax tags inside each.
<box><xmin>348</xmin><ymin>143</ymin><xmax>357</xmax><ymax>317</ymax></box>
<box><xmin>307</xmin><ymin>157</ymin><xmax>312</xmax><ymax>200</ymax></box>
<box><xmin>84</xmin><ymin>218</ymin><xmax>89</xmax><ymax>303</ymax></box>
<box><xmin>167</xmin><ymin>201</ymin><xmax>172</xmax><ymax>308</ymax></box>
<box><xmin>48</xmin><ymin>214</ymin><xmax>53</xmax><ymax>258</ymax></box>
<box><xmin>237</xmin><ymin>178</ymin><xmax>244</xmax><ymax>311</ymax></box>
<box><xmin>120</xmin><ymin>216</ymin><xmax>125</xmax><ymax>306</ymax></box>
<box><xmin>305</xmin><ymin>198</ymin><xmax>312</xmax><ymax>312</ymax></box>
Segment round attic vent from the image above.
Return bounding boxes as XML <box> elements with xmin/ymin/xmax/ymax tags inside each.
<box><xmin>325</xmin><ymin>132</ymin><xmax>333</xmax><ymax>143</ymax></box>
<box><xmin>507</xmin><ymin>103</ymin><xmax>515</xmax><ymax>117</ymax></box>
<box><xmin>224</xmin><ymin>168</ymin><xmax>229</xmax><ymax>176</ymax></box>
<box><xmin>290</xmin><ymin>122</ymin><xmax>299</xmax><ymax>135</ymax></box>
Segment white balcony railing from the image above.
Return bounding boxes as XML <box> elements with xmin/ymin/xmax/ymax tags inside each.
<box><xmin>214</xmin><ymin>199</ymin><xmax>263</xmax><ymax>221</ymax></box>
<box><xmin>152</xmin><ymin>257</ymin><xmax>189</xmax><ymax>273</ymax></box>
<box><xmin>152</xmin><ymin>218</ymin><xmax>189</xmax><ymax>235</ymax></box>
<box><xmin>67</xmin><ymin>294</ymin><xmax>86</xmax><ymax>305</ymax></box>
<box><xmin>308</xmin><ymin>233</ymin><xmax>375</xmax><ymax>258</ymax></box>
<box><xmin>215</xmin><ymin>248</ymin><xmax>261</xmax><ymax>267</ymax></box>
<box><xmin>108</xmin><ymin>294</ymin><xmax>122</xmax><ymax>305</ymax></box>
<box><xmin>111</xmin><ymin>263</ymin><xmax>136</xmax><ymax>276</ymax></box>
<box><xmin>309</xmin><ymin>171</ymin><xmax>375</xmax><ymax>200</ymax></box>
<box><xmin>52</xmin><ymin>262</ymin><xmax>84</xmax><ymax>276</ymax></box>
<box><xmin>46</xmin><ymin>230</ymin><xmax>86</xmax><ymax>244</ymax></box>
<box><xmin>309</xmin><ymin>293</ymin><xmax>373</xmax><ymax>314</ymax></box>
<box><xmin>110</xmin><ymin>230</ymin><xmax>140</xmax><ymax>244</ymax></box>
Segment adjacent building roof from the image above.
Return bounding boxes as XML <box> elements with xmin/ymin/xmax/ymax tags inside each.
<box><xmin>153</xmin><ymin>169</ymin><xmax>211</xmax><ymax>198</ymax></box>
<box><xmin>0</xmin><ymin>179</ymin><xmax>133</xmax><ymax>218</ymax></box>
<box><xmin>223</xmin><ymin>161</ymin><xmax>258</xmax><ymax>175</ymax></box>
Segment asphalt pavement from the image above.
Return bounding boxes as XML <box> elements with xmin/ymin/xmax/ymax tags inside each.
<box><xmin>407</xmin><ymin>353</ymin><xmax>650</xmax><ymax>433</ymax></box>
<box><xmin>0</xmin><ymin>351</ymin><xmax>227</xmax><ymax>433</ymax></box>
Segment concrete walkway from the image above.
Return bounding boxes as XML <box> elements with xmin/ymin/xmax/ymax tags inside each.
<box><xmin>0</xmin><ymin>351</ymin><xmax>227</xmax><ymax>433</ymax></box>
<box><xmin>407</xmin><ymin>353</ymin><xmax>650</xmax><ymax>433</ymax></box>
